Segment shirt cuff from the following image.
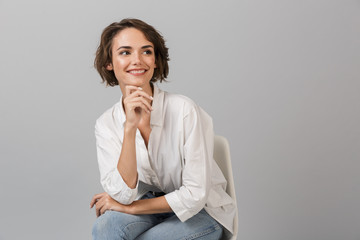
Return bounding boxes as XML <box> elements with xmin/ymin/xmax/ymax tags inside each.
<box><xmin>165</xmin><ymin>191</ymin><xmax>197</xmax><ymax>222</ymax></box>
<box><xmin>102</xmin><ymin>169</ymin><xmax>139</xmax><ymax>205</ymax></box>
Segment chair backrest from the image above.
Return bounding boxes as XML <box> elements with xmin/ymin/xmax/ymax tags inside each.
<box><xmin>213</xmin><ymin>135</ymin><xmax>238</xmax><ymax>240</ymax></box>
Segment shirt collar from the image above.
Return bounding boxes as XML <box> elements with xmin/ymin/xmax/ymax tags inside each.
<box><xmin>150</xmin><ymin>85</ymin><xmax>164</xmax><ymax>127</ymax></box>
<box><xmin>117</xmin><ymin>85</ymin><xmax>164</xmax><ymax>128</ymax></box>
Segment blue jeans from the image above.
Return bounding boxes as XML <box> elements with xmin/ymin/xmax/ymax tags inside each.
<box><xmin>92</xmin><ymin>192</ymin><xmax>223</xmax><ymax>240</ymax></box>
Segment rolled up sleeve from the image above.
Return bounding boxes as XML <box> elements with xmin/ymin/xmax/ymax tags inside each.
<box><xmin>95</xmin><ymin>122</ymin><xmax>138</xmax><ymax>205</ymax></box>
<box><xmin>165</xmin><ymin>105</ymin><xmax>214</xmax><ymax>222</ymax></box>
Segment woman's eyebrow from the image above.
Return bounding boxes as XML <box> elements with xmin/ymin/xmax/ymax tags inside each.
<box><xmin>141</xmin><ymin>45</ymin><xmax>153</xmax><ymax>49</ymax></box>
<box><xmin>117</xmin><ymin>46</ymin><xmax>131</xmax><ymax>51</ymax></box>
<box><xmin>117</xmin><ymin>45</ymin><xmax>154</xmax><ymax>51</ymax></box>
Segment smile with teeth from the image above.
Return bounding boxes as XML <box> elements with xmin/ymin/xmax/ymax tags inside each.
<box><xmin>128</xmin><ymin>69</ymin><xmax>146</xmax><ymax>74</ymax></box>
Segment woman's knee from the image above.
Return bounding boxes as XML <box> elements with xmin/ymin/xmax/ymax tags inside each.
<box><xmin>92</xmin><ymin>211</ymin><xmax>125</xmax><ymax>239</ymax></box>
<box><xmin>92</xmin><ymin>211</ymin><xmax>156</xmax><ymax>240</ymax></box>
<box><xmin>92</xmin><ymin>212</ymin><xmax>111</xmax><ymax>239</ymax></box>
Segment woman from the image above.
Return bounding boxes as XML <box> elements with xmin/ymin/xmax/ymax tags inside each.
<box><xmin>90</xmin><ymin>18</ymin><xmax>236</xmax><ymax>240</ymax></box>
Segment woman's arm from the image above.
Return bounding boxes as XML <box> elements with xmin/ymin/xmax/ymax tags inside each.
<box><xmin>130</xmin><ymin>195</ymin><xmax>172</xmax><ymax>214</ymax></box>
<box><xmin>95</xmin><ymin>85</ymin><xmax>153</xmax><ymax>204</ymax></box>
<box><xmin>117</xmin><ymin>85</ymin><xmax>153</xmax><ymax>188</ymax></box>
<box><xmin>117</xmin><ymin>126</ymin><xmax>138</xmax><ymax>188</ymax></box>
<box><xmin>90</xmin><ymin>192</ymin><xmax>172</xmax><ymax>217</ymax></box>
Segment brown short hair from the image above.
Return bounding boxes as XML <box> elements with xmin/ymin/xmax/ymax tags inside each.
<box><xmin>94</xmin><ymin>18</ymin><xmax>169</xmax><ymax>86</ymax></box>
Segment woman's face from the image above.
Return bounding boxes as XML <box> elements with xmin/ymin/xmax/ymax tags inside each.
<box><xmin>107</xmin><ymin>28</ymin><xmax>156</xmax><ymax>90</ymax></box>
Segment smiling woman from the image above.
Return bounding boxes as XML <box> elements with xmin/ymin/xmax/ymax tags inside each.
<box><xmin>90</xmin><ymin>18</ymin><xmax>237</xmax><ymax>240</ymax></box>
<box><xmin>105</xmin><ymin>28</ymin><xmax>157</xmax><ymax>96</ymax></box>
<box><xmin>94</xmin><ymin>19</ymin><xmax>169</xmax><ymax>87</ymax></box>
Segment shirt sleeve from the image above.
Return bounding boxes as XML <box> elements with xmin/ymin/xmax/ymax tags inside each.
<box><xmin>95</xmin><ymin>121</ymin><xmax>138</xmax><ymax>205</ymax></box>
<box><xmin>165</xmin><ymin>105</ymin><xmax>214</xmax><ymax>222</ymax></box>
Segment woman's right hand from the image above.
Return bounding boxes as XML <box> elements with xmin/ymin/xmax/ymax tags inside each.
<box><xmin>123</xmin><ymin>85</ymin><xmax>153</xmax><ymax>130</ymax></box>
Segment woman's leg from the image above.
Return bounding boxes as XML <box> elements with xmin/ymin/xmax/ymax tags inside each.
<box><xmin>135</xmin><ymin>209</ymin><xmax>223</xmax><ymax>240</ymax></box>
<box><xmin>92</xmin><ymin>210</ymin><xmax>158</xmax><ymax>240</ymax></box>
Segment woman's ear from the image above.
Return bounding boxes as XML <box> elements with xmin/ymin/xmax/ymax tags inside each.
<box><xmin>106</xmin><ymin>63</ymin><xmax>113</xmax><ymax>71</ymax></box>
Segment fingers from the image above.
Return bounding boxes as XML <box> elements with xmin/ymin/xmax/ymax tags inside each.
<box><xmin>125</xmin><ymin>85</ymin><xmax>153</xmax><ymax>101</ymax></box>
<box><xmin>92</xmin><ymin>194</ymin><xmax>106</xmax><ymax>217</ymax></box>
<box><xmin>124</xmin><ymin>87</ymin><xmax>153</xmax><ymax>116</ymax></box>
<box><xmin>96</xmin><ymin>200</ymin><xmax>102</xmax><ymax>217</ymax></box>
<box><xmin>90</xmin><ymin>192</ymin><xmax>106</xmax><ymax>208</ymax></box>
<box><xmin>90</xmin><ymin>192</ymin><xmax>114</xmax><ymax>217</ymax></box>
<box><xmin>90</xmin><ymin>193</ymin><xmax>128</xmax><ymax>218</ymax></box>
<box><xmin>99</xmin><ymin>201</ymin><xmax>108</xmax><ymax>216</ymax></box>
<box><xmin>125</xmin><ymin>97</ymin><xmax>153</xmax><ymax>113</ymax></box>
<box><xmin>125</xmin><ymin>85</ymin><xmax>138</xmax><ymax>97</ymax></box>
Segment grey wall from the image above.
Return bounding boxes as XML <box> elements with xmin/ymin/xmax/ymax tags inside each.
<box><xmin>0</xmin><ymin>0</ymin><xmax>359</xmax><ymax>239</ymax></box>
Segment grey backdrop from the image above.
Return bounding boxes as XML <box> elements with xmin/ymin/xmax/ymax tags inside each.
<box><xmin>0</xmin><ymin>0</ymin><xmax>359</xmax><ymax>239</ymax></box>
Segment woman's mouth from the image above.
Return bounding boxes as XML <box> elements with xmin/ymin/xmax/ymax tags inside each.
<box><xmin>128</xmin><ymin>69</ymin><xmax>147</xmax><ymax>76</ymax></box>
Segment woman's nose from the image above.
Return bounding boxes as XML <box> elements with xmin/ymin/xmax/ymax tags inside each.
<box><xmin>132</xmin><ymin>52</ymin><xmax>142</xmax><ymax>65</ymax></box>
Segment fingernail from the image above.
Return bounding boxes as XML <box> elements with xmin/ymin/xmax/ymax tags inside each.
<box><xmin>150</xmin><ymin>96</ymin><xmax>154</xmax><ymax>100</ymax></box>
<box><xmin>138</xmin><ymin>87</ymin><xmax>142</xmax><ymax>90</ymax></box>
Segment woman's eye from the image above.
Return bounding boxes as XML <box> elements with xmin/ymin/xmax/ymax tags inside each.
<box><xmin>143</xmin><ymin>50</ymin><xmax>153</xmax><ymax>55</ymax></box>
<box><xmin>120</xmin><ymin>51</ymin><xmax>130</xmax><ymax>55</ymax></box>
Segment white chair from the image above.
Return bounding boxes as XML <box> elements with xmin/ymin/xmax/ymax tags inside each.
<box><xmin>214</xmin><ymin>135</ymin><xmax>238</xmax><ymax>240</ymax></box>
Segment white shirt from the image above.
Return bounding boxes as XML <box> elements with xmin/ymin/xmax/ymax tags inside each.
<box><xmin>95</xmin><ymin>86</ymin><xmax>236</xmax><ymax>238</ymax></box>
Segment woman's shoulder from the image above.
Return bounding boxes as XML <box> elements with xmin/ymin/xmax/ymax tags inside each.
<box><xmin>163</xmin><ymin>91</ymin><xmax>198</xmax><ymax>111</ymax></box>
<box><xmin>95</xmin><ymin>101</ymin><xmax>123</xmax><ymax>132</ymax></box>
<box><xmin>162</xmin><ymin>90</ymin><xmax>214</xmax><ymax>131</ymax></box>
<box><xmin>162</xmin><ymin>90</ymin><xmax>212</xmax><ymax>121</ymax></box>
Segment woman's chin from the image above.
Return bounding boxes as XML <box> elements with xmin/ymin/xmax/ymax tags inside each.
<box><xmin>118</xmin><ymin>76</ymin><xmax>152</xmax><ymax>88</ymax></box>
<box><xmin>129</xmin><ymin>79</ymin><xmax>151</xmax><ymax>87</ymax></box>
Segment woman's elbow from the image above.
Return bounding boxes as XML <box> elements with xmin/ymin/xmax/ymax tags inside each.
<box><xmin>101</xmin><ymin>182</ymin><xmax>138</xmax><ymax>205</ymax></box>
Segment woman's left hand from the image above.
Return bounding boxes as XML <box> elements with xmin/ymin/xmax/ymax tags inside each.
<box><xmin>90</xmin><ymin>192</ymin><xmax>131</xmax><ymax>217</ymax></box>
